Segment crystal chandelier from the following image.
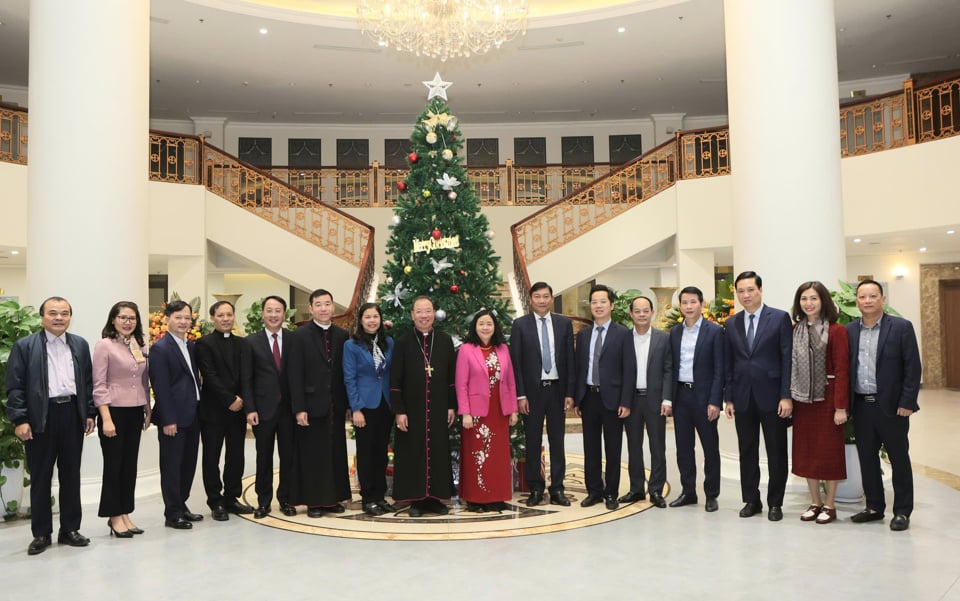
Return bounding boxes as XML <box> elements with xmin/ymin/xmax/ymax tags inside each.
<box><xmin>357</xmin><ymin>0</ymin><xmax>528</xmax><ymax>62</ymax></box>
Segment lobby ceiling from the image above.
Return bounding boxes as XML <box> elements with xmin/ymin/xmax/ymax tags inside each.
<box><xmin>0</xmin><ymin>0</ymin><xmax>958</xmax><ymax>125</ymax></box>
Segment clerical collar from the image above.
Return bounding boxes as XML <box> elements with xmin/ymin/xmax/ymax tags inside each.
<box><xmin>313</xmin><ymin>320</ymin><xmax>331</xmax><ymax>330</ymax></box>
<box><xmin>220</xmin><ymin>332</ymin><xmax>231</xmax><ymax>338</ymax></box>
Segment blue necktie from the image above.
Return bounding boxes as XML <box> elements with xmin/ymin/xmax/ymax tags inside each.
<box><xmin>747</xmin><ymin>313</ymin><xmax>756</xmax><ymax>351</ymax></box>
<box><xmin>540</xmin><ymin>317</ymin><xmax>552</xmax><ymax>374</ymax></box>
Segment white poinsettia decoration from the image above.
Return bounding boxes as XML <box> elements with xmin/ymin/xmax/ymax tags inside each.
<box><xmin>436</xmin><ymin>173</ymin><xmax>460</xmax><ymax>190</ymax></box>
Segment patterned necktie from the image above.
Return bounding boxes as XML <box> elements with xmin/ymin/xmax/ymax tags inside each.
<box><xmin>592</xmin><ymin>326</ymin><xmax>603</xmax><ymax>386</ymax></box>
<box><xmin>540</xmin><ymin>317</ymin><xmax>552</xmax><ymax>374</ymax></box>
<box><xmin>272</xmin><ymin>333</ymin><xmax>281</xmax><ymax>371</ymax></box>
<box><xmin>747</xmin><ymin>313</ymin><xmax>756</xmax><ymax>351</ymax></box>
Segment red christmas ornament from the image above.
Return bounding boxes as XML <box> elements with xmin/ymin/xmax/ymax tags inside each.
<box><xmin>431</xmin><ymin>228</ymin><xmax>442</xmax><ymax>240</ymax></box>
<box><xmin>450</xmin><ymin>284</ymin><xmax>459</xmax><ymax>294</ymax></box>
<box><xmin>397</xmin><ymin>181</ymin><xmax>407</xmax><ymax>192</ymax></box>
<box><xmin>459</xmin><ymin>270</ymin><xmax>467</xmax><ymax>276</ymax></box>
<box><xmin>408</xmin><ymin>152</ymin><xmax>419</xmax><ymax>164</ymax></box>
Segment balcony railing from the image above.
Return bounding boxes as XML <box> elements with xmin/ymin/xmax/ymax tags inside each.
<box><xmin>0</xmin><ymin>102</ymin><xmax>28</xmax><ymax>165</ymax></box>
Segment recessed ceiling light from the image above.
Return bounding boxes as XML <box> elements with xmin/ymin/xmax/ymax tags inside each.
<box><xmin>259</xmin><ymin>28</ymin><xmax>268</xmax><ymax>35</ymax></box>
<box><xmin>948</xmin><ymin>230</ymin><xmax>956</xmax><ymax>235</ymax></box>
<box><xmin>617</xmin><ymin>27</ymin><xmax>626</xmax><ymax>33</ymax></box>
<box><xmin>919</xmin><ymin>247</ymin><xmax>928</xmax><ymax>253</ymax></box>
<box><xmin>10</xmin><ymin>250</ymin><xmax>19</xmax><ymax>255</ymax></box>
<box><xmin>853</xmin><ymin>238</ymin><xmax>861</xmax><ymax>243</ymax></box>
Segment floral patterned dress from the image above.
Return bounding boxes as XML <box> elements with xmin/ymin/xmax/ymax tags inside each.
<box><xmin>459</xmin><ymin>345</ymin><xmax>512</xmax><ymax>504</ymax></box>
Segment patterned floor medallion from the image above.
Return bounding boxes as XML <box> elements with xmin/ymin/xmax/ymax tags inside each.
<box><xmin>238</xmin><ymin>454</ymin><xmax>666</xmax><ymax>540</ymax></box>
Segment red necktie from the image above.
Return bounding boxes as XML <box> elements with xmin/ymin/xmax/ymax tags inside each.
<box><xmin>272</xmin><ymin>333</ymin><xmax>281</xmax><ymax>371</ymax></box>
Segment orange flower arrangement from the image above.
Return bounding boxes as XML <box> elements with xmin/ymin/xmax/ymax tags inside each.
<box><xmin>148</xmin><ymin>294</ymin><xmax>204</xmax><ymax>344</ymax></box>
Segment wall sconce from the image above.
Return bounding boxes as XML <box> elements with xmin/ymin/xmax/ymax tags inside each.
<box><xmin>893</xmin><ymin>265</ymin><xmax>908</xmax><ymax>279</ymax></box>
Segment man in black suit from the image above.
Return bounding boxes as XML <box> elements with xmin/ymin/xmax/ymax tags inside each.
<box><xmin>241</xmin><ymin>295</ymin><xmax>296</xmax><ymax>519</ymax></box>
<box><xmin>5</xmin><ymin>297</ymin><xmax>95</xmax><ymax>555</ymax></box>
<box><xmin>509</xmin><ymin>281</ymin><xmax>575</xmax><ymax>507</ymax></box>
<box><xmin>195</xmin><ymin>300</ymin><xmax>253</xmax><ymax>521</ymax></box>
<box><xmin>574</xmin><ymin>284</ymin><xmax>636</xmax><ymax>510</ymax></box>
<box><xmin>149</xmin><ymin>300</ymin><xmax>205</xmax><ymax>530</ymax></box>
<box><xmin>847</xmin><ymin>279</ymin><xmax>921</xmax><ymax>532</ymax></box>
<box><xmin>668</xmin><ymin>286</ymin><xmax>724</xmax><ymax>512</ymax></box>
<box><xmin>287</xmin><ymin>289</ymin><xmax>351</xmax><ymax>517</ymax></box>
<box><xmin>724</xmin><ymin>271</ymin><xmax>793</xmax><ymax>521</ymax></box>
<box><xmin>620</xmin><ymin>295</ymin><xmax>672</xmax><ymax>508</ymax></box>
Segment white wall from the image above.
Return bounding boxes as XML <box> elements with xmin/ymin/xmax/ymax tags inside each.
<box><xmin>0</xmin><ymin>162</ymin><xmax>27</xmax><ymax>248</ymax></box>
<box><xmin>0</xmin><ymin>266</ymin><xmax>27</xmax><ymax>301</ymax></box>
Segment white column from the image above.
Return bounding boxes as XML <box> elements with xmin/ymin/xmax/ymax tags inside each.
<box><xmin>676</xmin><ymin>249</ymin><xmax>715</xmax><ymax>304</ymax></box>
<box><xmin>27</xmin><ymin>0</ymin><xmax>150</xmax><ymax>341</ymax></box>
<box><xmin>191</xmin><ymin>116</ymin><xmax>227</xmax><ymax>148</ymax></box>
<box><xmin>724</xmin><ymin>0</ymin><xmax>846</xmax><ymax>310</ymax></box>
<box><xmin>650</xmin><ymin>113</ymin><xmax>686</xmax><ymax>146</ymax></box>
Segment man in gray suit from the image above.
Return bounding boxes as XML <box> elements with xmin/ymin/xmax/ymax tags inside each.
<box><xmin>619</xmin><ymin>296</ymin><xmax>673</xmax><ymax>508</ymax></box>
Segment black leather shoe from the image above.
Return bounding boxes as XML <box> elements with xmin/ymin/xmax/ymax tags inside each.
<box><xmin>27</xmin><ymin>535</ymin><xmax>52</xmax><ymax>555</ymax></box>
<box><xmin>550</xmin><ymin>492</ymin><xmax>571</xmax><ymax>506</ymax></box>
<box><xmin>306</xmin><ymin>507</ymin><xmax>324</xmax><ymax>518</ymax></box>
<box><xmin>407</xmin><ymin>503</ymin><xmax>423</xmax><ymax>517</ymax></box>
<box><xmin>427</xmin><ymin>498</ymin><xmax>449</xmax><ymax>515</ymax></box>
<box><xmin>768</xmin><ymin>506</ymin><xmax>783</xmax><ymax>521</ymax></box>
<box><xmin>253</xmin><ymin>506</ymin><xmax>271</xmax><ymax>519</ymax></box>
<box><xmin>580</xmin><ymin>494</ymin><xmax>604</xmax><ymax>508</ymax></box>
<box><xmin>325</xmin><ymin>503</ymin><xmax>346</xmax><ymax>514</ymax></box>
<box><xmin>225</xmin><ymin>500</ymin><xmax>255</xmax><ymax>515</ymax></box>
<box><xmin>526</xmin><ymin>490</ymin><xmax>544</xmax><ymax>507</ymax></box>
<box><xmin>668</xmin><ymin>493</ymin><xmax>698</xmax><ymax>508</ymax></box>
<box><xmin>649</xmin><ymin>492</ymin><xmax>667</xmax><ymax>508</ymax></box>
<box><xmin>57</xmin><ymin>531</ymin><xmax>90</xmax><ymax>547</ymax></box>
<box><xmin>465</xmin><ymin>502</ymin><xmax>486</xmax><ymax>513</ymax></box>
<box><xmin>850</xmin><ymin>508</ymin><xmax>884</xmax><ymax>523</ymax></box>
<box><xmin>363</xmin><ymin>502</ymin><xmax>385</xmax><ymax>517</ymax></box>
<box><xmin>705</xmin><ymin>497</ymin><xmax>719</xmax><ymax>512</ymax></box>
<box><xmin>377</xmin><ymin>500</ymin><xmax>397</xmax><ymax>513</ymax></box>
<box><xmin>280</xmin><ymin>503</ymin><xmax>297</xmax><ymax>517</ymax></box>
<box><xmin>604</xmin><ymin>495</ymin><xmax>619</xmax><ymax>510</ymax></box>
<box><xmin>739</xmin><ymin>502</ymin><xmax>763</xmax><ymax>518</ymax></box>
<box><xmin>182</xmin><ymin>511</ymin><xmax>204</xmax><ymax>522</ymax></box>
<box><xmin>164</xmin><ymin>518</ymin><xmax>193</xmax><ymax>530</ymax></box>
<box><xmin>211</xmin><ymin>505</ymin><xmax>229</xmax><ymax>521</ymax></box>
<box><xmin>890</xmin><ymin>514</ymin><xmax>910</xmax><ymax>531</ymax></box>
<box><xmin>618</xmin><ymin>491</ymin><xmax>644</xmax><ymax>504</ymax></box>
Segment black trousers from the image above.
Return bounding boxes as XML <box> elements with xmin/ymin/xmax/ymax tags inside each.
<box><xmin>624</xmin><ymin>391</ymin><xmax>667</xmax><ymax>496</ymax></box>
<box><xmin>673</xmin><ymin>385</ymin><xmax>720</xmax><ymax>499</ymax></box>
<box><xmin>734</xmin><ymin>391</ymin><xmax>788</xmax><ymax>506</ymax></box>
<box><xmin>97</xmin><ymin>405</ymin><xmax>146</xmax><ymax>517</ymax></box>
<box><xmin>25</xmin><ymin>400</ymin><xmax>84</xmax><ymax>537</ymax></box>
<box><xmin>522</xmin><ymin>381</ymin><xmax>567</xmax><ymax>494</ymax></box>
<box><xmin>854</xmin><ymin>397</ymin><xmax>913</xmax><ymax>516</ymax></box>
<box><xmin>252</xmin><ymin>405</ymin><xmax>295</xmax><ymax>508</ymax></box>
<box><xmin>354</xmin><ymin>398</ymin><xmax>393</xmax><ymax>503</ymax></box>
<box><xmin>580</xmin><ymin>388</ymin><xmax>625</xmax><ymax>498</ymax></box>
<box><xmin>158</xmin><ymin>419</ymin><xmax>200</xmax><ymax>520</ymax></box>
<box><xmin>200</xmin><ymin>410</ymin><xmax>247</xmax><ymax>507</ymax></box>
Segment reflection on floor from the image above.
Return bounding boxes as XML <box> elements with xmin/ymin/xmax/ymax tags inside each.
<box><xmin>238</xmin><ymin>455</ymin><xmax>659</xmax><ymax>540</ymax></box>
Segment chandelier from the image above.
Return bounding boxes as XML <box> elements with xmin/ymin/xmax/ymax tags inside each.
<box><xmin>357</xmin><ymin>0</ymin><xmax>528</xmax><ymax>62</ymax></box>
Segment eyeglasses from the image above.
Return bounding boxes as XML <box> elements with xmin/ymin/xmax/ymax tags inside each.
<box><xmin>116</xmin><ymin>315</ymin><xmax>137</xmax><ymax>322</ymax></box>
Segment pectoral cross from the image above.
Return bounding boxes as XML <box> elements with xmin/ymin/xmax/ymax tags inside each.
<box><xmin>425</xmin><ymin>363</ymin><xmax>434</xmax><ymax>377</ymax></box>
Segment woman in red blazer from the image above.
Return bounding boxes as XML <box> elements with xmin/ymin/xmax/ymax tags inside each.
<box><xmin>93</xmin><ymin>301</ymin><xmax>151</xmax><ymax>538</ymax></box>
<box><xmin>789</xmin><ymin>281</ymin><xmax>850</xmax><ymax>524</ymax></box>
<box><xmin>455</xmin><ymin>309</ymin><xmax>519</xmax><ymax>512</ymax></box>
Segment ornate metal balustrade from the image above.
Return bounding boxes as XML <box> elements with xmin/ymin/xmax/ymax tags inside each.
<box><xmin>0</xmin><ymin>102</ymin><xmax>28</xmax><ymax>165</ymax></box>
<box><xmin>150</xmin><ymin>131</ymin><xmax>202</xmax><ymax>183</ymax></box>
<box><xmin>839</xmin><ymin>90</ymin><xmax>910</xmax><ymax>156</ymax></box>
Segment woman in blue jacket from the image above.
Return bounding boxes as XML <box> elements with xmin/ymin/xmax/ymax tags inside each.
<box><xmin>343</xmin><ymin>302</ymin><xmax>395</xmax><ymax>517</ymax></box>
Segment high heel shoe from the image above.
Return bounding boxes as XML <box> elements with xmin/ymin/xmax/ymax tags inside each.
<box><xmin>127</xmin><ymin>526</ymin><xmax>144</xmax><ymax>535</ymax></box>
<box><xmin>108</xmin><ymin>519</ymin><xmax>134</xmax><ymax>539</ymax></box>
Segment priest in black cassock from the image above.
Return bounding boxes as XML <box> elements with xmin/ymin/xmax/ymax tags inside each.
<box><xmin>390</xmin><ymin>296</ymin><xmax>457</xmax><ymax>517</ymax></box>
<box><xmin>287</xmin><ymin>289</ymin><xmax>352</xmax><ymax>517</ymax></box>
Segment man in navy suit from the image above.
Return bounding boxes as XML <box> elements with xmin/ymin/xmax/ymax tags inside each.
<box><xmin>668</xmin><ymin>286</ymin><xmax>724</xmax><ymax>512</ymax></box>
<box><xmin>242</xmin><ymin>296</ymin><xmax>297</xmax><ymax>519</ymax></box>
<box><xmin>724</xmin><ymin>271</ymin><xmax>793</xmax><ymax>521</ymax></box>
<box><xmin>847</xmin><ymin>279</ymin><xmax>921</xmax><ymax>532</ymax></box>
<box><xmin>620</xmin><ymin>295</ymin><xmax>673</xmax><ymax>508</ymax></box>
<box><xmin>574</xmin><ymin>284</ymin><xmax>636</xmax><ymax>510</ymax></box>
<box><xmin>509</xmin><ymin>281</ymin><xmax>576</xmax><ymax>507</ymax></box>
<box><xmin>149</xmin><ymin>300</ymin><xmax>204</xmax><ymax>530</ymax></box>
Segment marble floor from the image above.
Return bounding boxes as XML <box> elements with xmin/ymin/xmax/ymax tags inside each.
<box><xmin>1</xmin><ymin>389</ymin><xmax>959</xmax><ymax>601</ymax></box>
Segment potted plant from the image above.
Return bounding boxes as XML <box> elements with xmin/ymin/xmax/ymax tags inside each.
<box><xmin>0</xmin><ymin>299</ymin><xmax>42</xmax><ymax>520</ymax></box>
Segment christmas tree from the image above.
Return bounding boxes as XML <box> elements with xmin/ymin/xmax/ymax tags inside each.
<box><xmin>378</xmin><ymin>74</ymin><xmax>511</xmax><ymax>339</ymax></box>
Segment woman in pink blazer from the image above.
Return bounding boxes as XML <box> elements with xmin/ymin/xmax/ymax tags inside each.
<box><xmin>93</xmin><ymin>302</ymin><xmax>151</xmax><ymax>538</ymax></box>
<box><xmin>456</xmin><ymin>309</ymin><xmax>519</xmax><ymax>512</ymax></box>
